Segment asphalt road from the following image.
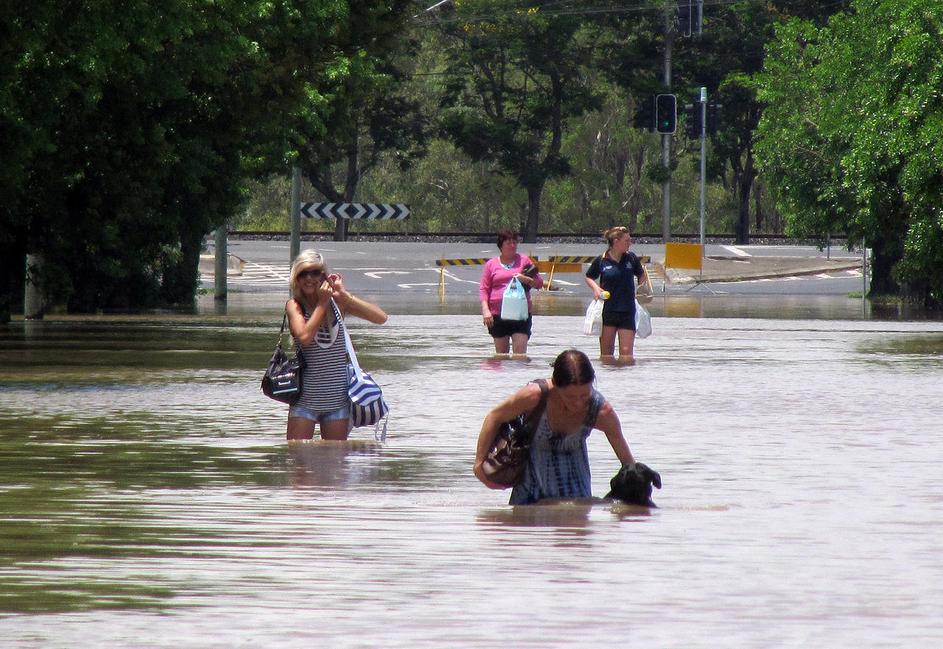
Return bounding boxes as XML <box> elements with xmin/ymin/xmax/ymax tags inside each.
<box><xmin>208</xmin><ymin>238</ymin><xmax>864</xmax><ymax>299</ymax></box>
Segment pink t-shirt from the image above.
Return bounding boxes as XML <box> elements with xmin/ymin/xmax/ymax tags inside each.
<box><xmin>479</xmin><ymin>254</ymin><xmax>544</xmax><ymax>316</ymax></box>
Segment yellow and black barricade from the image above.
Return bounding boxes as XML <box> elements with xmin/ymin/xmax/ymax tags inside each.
<box><xmin>435</xmin><ymin>253</ymin><xmax>650</xmax><ymax>293</ymax></box>
<box><xmin>543</xmin><ymin>254</ymin><xmax>650</xmax><ymax>289</ymax></box>
<box><xmin>435</xmin><ymin>257</ymin><xmax>521</xmax><ymax>294</ymax></box>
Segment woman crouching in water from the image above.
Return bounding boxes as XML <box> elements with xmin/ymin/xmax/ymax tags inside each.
<box><xmin>474</xmin><ymin>349</ymin><xmax>636</xmax><ymax>504</ymax></box>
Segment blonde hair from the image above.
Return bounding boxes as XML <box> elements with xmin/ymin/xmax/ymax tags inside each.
<box><xmin>602</xmin><ymin>226</ymin><xmax>630</xmax><ymax>250</ymax></box>
<box><xmin>289</xmin><ymin>249</ymin><xmax>327</xmax><ymax>300</ymax></box>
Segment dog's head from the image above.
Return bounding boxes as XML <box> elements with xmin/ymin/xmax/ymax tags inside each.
<box><xmin>605</xmin><ymin>462</ymin><xmax>662</xmax><ymax>507</ymax></box>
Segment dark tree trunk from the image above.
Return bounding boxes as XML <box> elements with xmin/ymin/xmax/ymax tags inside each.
<box><xmin>161</xmin><ymin>216</ymin><xmax>205</xmax><ymax>305</ymax></box>
<box><xmin>524</xmin><ymin>184</ymin><xmax>542</xmax><ymax>243</ymax></box>
<box><xmin>333</xmin><ymin>137</ymin><xmax>361</xmax><ymax>242</ymax></box>
<box><xmin>735</xmin><ymin>152</ymin><xmax>757</xmax><ymax>245</ymax></box>
<box><xmin>869</xmin><ymin>232</ymin><xmax>903</xmax><ymax>297</ymax></box>
<box><xmin>754</xmin><ymin>181</ymin><xmax>764</xmax><ymax>232</ymax></box>
<box><xmin>333</xmin><ymin>213</ymin><xmax>349</xmax><ymax>241</ymax></box>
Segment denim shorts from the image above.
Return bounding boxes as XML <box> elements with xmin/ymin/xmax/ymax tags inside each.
<box><xmin>288</xmin><ymin>403</ymin><xmax>351</xmax><ymax>423</ymax></box>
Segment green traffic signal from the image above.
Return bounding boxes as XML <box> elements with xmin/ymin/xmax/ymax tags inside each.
<box><xmin>655</xmin><ymin>94</ymin><xmax>676</xmax><ymax>134</ymax></box>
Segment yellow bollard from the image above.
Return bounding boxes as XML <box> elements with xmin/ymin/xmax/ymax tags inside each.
<box><xmin>438</xmin><ymin>257</ymin><xmax>446</xmax><ymax>296</ymax></box>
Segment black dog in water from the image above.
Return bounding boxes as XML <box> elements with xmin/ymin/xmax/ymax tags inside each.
<box><xmin>605</xmin><ymin>462</ymin><xmax>662</xmax><ymax>507</ymax></box>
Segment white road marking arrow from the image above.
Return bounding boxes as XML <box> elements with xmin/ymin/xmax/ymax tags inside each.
<box><xmin>364</xmin><ymin>271</ymin><xmax>411</xmax><ymax>279</ymax></box>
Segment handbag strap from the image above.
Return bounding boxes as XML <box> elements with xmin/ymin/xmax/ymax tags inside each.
<box><xmin>279</xmin><ymin>299</ymin><xmax>301</xmax><ymax>349</ymax></box>
<box><xmin>638</xmin><ymin>272</ymin><xmax>654</xmax><ymax>295</ymax></box>
<box><xmin>273</xmin><ymin>308</ymin><xmax>291</xmax><ymax>350</ymax></box>
<box><xmin>518</xmin><ymin>378</ymin><xmax>549</xmax><ymax>445</ymax></box>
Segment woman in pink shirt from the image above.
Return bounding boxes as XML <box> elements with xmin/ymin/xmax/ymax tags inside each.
<box><xmin>479</xmin><ymin>229</ymin><xmax>544</xmax><ymax>355</ymax></box>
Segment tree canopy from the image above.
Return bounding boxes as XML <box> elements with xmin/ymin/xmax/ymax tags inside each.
<box><xmin>1</xmin><ymin>0</ymin><xmax>370</xmax><ymax>314</ymax></box>
<box><xmin>433</xmin><ymin>0</ymin><xmax>603</xmax><ymax>241</ymax></box>
<box><xmin>3</xmin><ymin>0</ymin><xmax>941</xmax><ymax>316</ymax></box>
<box><xmin>754</xmin><ymin>0</ymin><xmax>943</xmax><ymax>305</ymax></box>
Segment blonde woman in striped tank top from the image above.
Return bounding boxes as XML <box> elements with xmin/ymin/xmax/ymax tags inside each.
<box><xmin>285</xmin><ymin>250</ymin><xmax>388</xmax><ymax>441</ymax></box>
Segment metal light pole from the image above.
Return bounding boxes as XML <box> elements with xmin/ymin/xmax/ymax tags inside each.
<box><xmin>699</xmin><ymin>87</ymin><xmax>707</xmax><ymax>252</ymax></box>
<box><xmin>661</xmin><ymin>11</ymin><xmax>673</xmax><ymax>243</ymax></box>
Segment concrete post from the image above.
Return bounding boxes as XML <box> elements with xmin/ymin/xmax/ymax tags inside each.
<box><xmin>24</xmin><ymin>254</ymin><xmax>44</xmax><ymax>320</ymax></box>
<box><xmin>214</xmin><ymin>226</ymin><xmax>227</xmax><ymax>301</ymax></box>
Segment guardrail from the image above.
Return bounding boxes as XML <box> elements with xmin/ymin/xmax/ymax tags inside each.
<box><xmin>543</xmin><ymin>255</ymin><xmax>650</xmax><ymax>290</ymax></box>
<box><xmin>435</xmin><ymin>256</ymin><xmax>536</xmax><ymax>293</ymax></box>
<box><xmin>435</xmin><ymin>254</ymin><xmax>651</xmax><ymax>293</ymax></box>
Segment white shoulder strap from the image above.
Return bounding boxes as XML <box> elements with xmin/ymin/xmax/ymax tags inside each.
<box><xmin>333</xmin><ymin>300</ymin><xmax>363</xmax><ymax>378</ymax></box>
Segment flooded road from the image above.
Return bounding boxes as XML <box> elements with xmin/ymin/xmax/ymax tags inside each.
<box><xmin>2</xmin><ymin>296</ymin><xmax>942</xmax><ymax>648</ymax></box>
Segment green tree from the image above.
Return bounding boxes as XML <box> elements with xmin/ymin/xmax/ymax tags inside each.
<box><xmin>291</xmin><ymin>3</ymin><xmax>431</xmax><ymax>242</ymax></box>
<box><xmin>668</xmin><ymin>0</ymin><xmax>853</xmax><ymax>244</ymax></box>
<box><xmin>432</xmin><ymin>0</ymin><xmax>602</xmax><ymax>242</ymax></box>
<box><xmin>755</xmin><ymin>0</ymin><xmax>943</xmax><ymax>305</ymax></box>
<box><xmin>0</xmin><ymin>1</ymin><xmax>404</xmax><ymax>315</ymax></box>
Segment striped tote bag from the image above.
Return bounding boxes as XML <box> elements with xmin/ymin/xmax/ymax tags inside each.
<box><xmin>348</xmin><ymin>365</ymin><xmax>389</xmax><ymax>433</ymax></box>
<box><xmin>335</xmin><ymin>302</ymin><xmax>389</xmax><ymax>441</ymax></box>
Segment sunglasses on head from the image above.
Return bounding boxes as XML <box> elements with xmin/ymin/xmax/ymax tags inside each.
<box><xmin>299</xmin><ymin>268</ymin><xmax>323</xmax><ymax>280</ymax></box>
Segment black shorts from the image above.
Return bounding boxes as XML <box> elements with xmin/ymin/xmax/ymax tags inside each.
<box><xmin>602</xmin><ymin>310</ymin><xmax>635</xmax><ymax>331</ymax></box>
<box><xmin>488</xmin><ymin>314</ymin><xmax>533</xmax><ymax>338</ymax></box>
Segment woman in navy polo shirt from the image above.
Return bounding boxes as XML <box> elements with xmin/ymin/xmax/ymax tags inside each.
<box><xmin>584</xmin><ymin>226</ymin><xmax>649</xmax><ymax>361</ymax></box>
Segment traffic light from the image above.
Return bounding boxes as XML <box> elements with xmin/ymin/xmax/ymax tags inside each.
<box><xmin>678</xmin><ymin>1</ymin><xmax>693</xmax><ymax>36</ymax></box>
<box><xmin>706</xmin><ymin>101</ymin><xmax>719</xmax><ymax>135</ymax></box>
<box><xmin>685</xmin><ymin>100</ymin><xmax>703</xmax><ymax>138</ymax></box>
<box><xmin>678</xmin><ymin>0</ymin><xmax>702</xmax><ymax>37</ymax></box>
<box><xmin>632</xmin><ymin>94</ymin><xmax>655</xmax><ymax>131</ymax></box>
<box><xmin>655</xmin><ymin>94</ymin><xmax>676</xmax><ymax>134</ymax></box>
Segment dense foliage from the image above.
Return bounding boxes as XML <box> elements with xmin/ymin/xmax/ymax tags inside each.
<box><xmin>754</xmin><ymin>0</ymin><xmax>943</xmax><ymax>305</ymax></box>
<box><xmin>0</xmin><ymin>0</ymin><xmax>396</xmax><ymax>315</ymax></box>
<box><xmin>2</xmin><ymin>0</ymin><xmax>939</xmax><ymax>315</ymax></box>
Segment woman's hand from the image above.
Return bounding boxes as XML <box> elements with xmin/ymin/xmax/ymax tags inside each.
<box><xmin>513</xmin><ymin>272</ymin><xmax>534</xmax><ymax>288</ymax></box>
<box><xmin>482</xmin><ymin>312</ymin><xmax>494</xmax><ymax>328</ymax></box>
<box><xmin>316</xmin><ymin>278</ymin><xmax>333</xmax><ymax>302</ymax></box>
<box><xmin>326</xmin><ymin>272</ymin><xmax>345</xmax><ymax>296</ymax></box>
<box><xmin>585</xmin><ymin>276</ymin><xmax>604</xmax><ymax>300</ymax></box>
<box><xmin>473</xmin><ymin>459</ymin><xmax>506</xmax><ymax>490</ymax></box>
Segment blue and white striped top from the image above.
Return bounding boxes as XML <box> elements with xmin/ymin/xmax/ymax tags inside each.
<box><xmin>295</xmin><ymin>300</ymin><xmax>350</xmax><ymax>411</ymax></box>
<box><xmin>509</xmin><ymin>389</ymin><xmax>604</xmax><ymax>505</ymax></box>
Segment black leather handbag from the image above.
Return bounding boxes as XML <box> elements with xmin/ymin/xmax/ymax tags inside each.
<box><xmin>481</xmin><ymin>379</ymin><xmax>549</xmax><ymax>488</ymax></box>
<box><xmin>261</xmin><ymin>312</ymin><xmax>304</xmax><ymax>404</ymax></box>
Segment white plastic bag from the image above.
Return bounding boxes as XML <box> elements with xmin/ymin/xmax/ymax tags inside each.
<box><xmin>635</xmin><ymin>300</ymin><xmax>652</xmax><ymax>338</ymax></box>
<box><xmin>500</xmin><ymin>278</ymin><xmax>529</xmax><ymax>321</ymax></box>
<box><xmin>583</xmin><ymin>299</ymin><xmax>604</xmax><ymax>336</ymax></box>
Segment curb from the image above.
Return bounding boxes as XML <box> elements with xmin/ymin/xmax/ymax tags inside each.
<box><xmin>668</xmin><ymin>261</ymin><xmax>863</xmax><ymax>284</ymax></box>
<box><xmin>198</xmin><ymin>253</ymin><xmax>245</xmax><ymax>277</ymax></box>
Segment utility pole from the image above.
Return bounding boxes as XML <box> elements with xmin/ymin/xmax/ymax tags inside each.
<box><xmin>661</xmin><ymin>9</ymin><xmax>673</xmax><ymax>243</ymax></box>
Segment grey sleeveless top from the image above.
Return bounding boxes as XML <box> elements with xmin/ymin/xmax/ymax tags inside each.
<box><xmin>295</xmin><ymin>299</ymin><xmax>349</xmax><ymax>411</ymax></box>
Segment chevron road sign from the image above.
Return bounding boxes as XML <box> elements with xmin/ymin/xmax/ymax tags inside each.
<box><xmin>300</xmin><ymin>202</ymin><xmax>410</xmax><ymax>220</ymax></box>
